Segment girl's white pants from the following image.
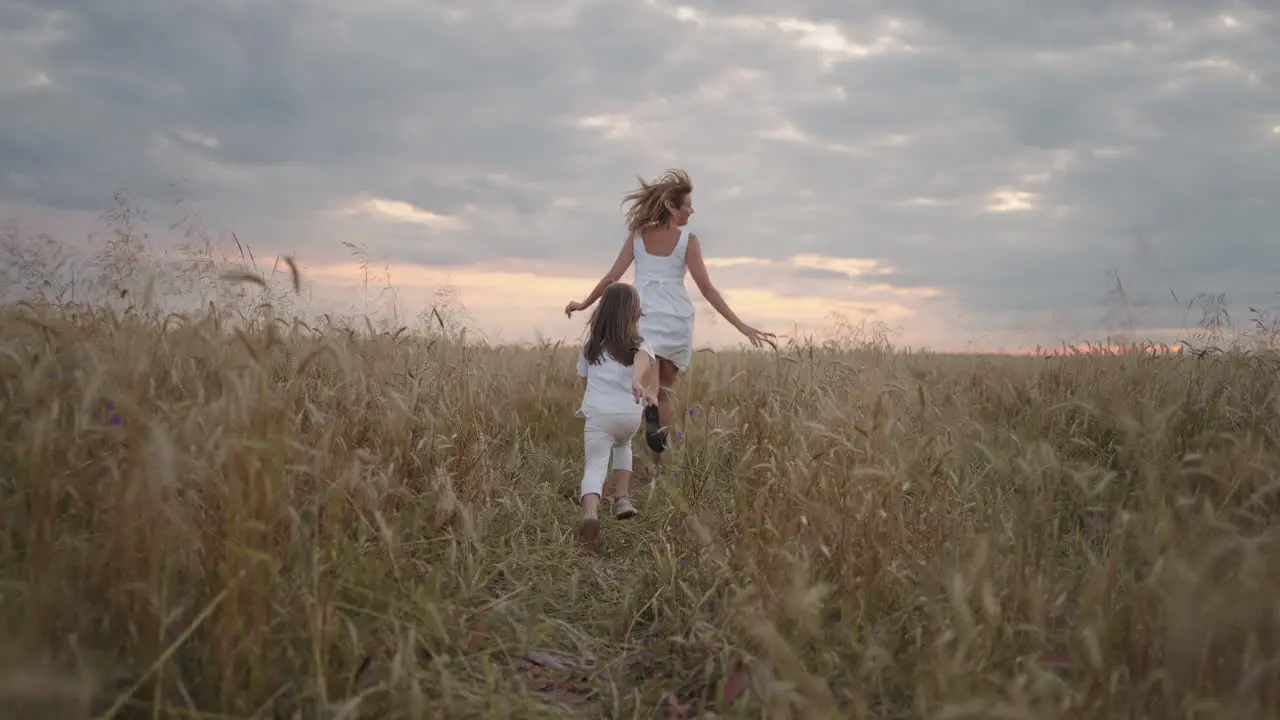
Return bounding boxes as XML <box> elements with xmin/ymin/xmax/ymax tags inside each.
<box><xmin>581</xmin><ymin>412</ymin><xmax>640</xmax><ymax>500</ymax></box>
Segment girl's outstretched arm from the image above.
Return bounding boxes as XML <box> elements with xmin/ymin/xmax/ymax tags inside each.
<box><xmin>577</xmin><ymin>349</ymin><xmax>590</xmax><ymax>392</ymax></box>
<box><xmin>631</xmin><ymin>347</ymin><xmax>658</xmax><ymax>406</ymax></box>
<box><xmin>565</xmin><ymin>237</ymin><xmax>634</xmax><ymax>317</ymax></box>
<box><xmin>686</xmin><ymin>234</ymin><xmax>777</xmax><ymax>349</ymax></box>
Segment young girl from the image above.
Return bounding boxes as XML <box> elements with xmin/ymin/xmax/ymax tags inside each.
<box><xmin>565</xmin><ymin>169</ymin><xmax>775</xmax><ymax>466</ymax></box>
<box><xmin>574</xmin><ymin>282</ymin><xmax>658</xmax><ymax>551</ymax></box>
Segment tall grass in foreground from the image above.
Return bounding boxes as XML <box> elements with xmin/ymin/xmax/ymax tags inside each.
<box><xmin>3</xmin><ymin>297</ymin><xmax>1280</xmax><ymax>719</ymax></box>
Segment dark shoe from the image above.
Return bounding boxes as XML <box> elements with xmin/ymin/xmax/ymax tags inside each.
<box><xmin>644</xmin><ymin>405</ymin><xmax>667</xmax><ymax>454</ymax></box>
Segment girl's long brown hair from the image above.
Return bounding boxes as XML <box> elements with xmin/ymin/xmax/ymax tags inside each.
<box><xmin>621</xmin><ymin>169</ymin><xmax>693</xmax><ymax>236</ymax></box>
<box><xmin>583</xmin><ymin>283</ymin><xmax>643</xmax><ymax>366</ymax></box>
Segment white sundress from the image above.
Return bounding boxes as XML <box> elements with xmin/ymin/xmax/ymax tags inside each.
<box><xmin>633</xmin><ymin>227</ymin><xmax>696</xmax><ymax>371</ymax></box>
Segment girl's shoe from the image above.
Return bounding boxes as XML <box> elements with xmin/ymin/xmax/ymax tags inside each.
<box><xmin>614</xmin><ymin>496</ymin><xmax>637</xmax><ymax>520</ymax></box>
<box><xmin>644</xmin><ymin>405</ymin><xmax>667</xmax><ymax>453</ymax></box>
<box><xmin>578</xmin><ymin>518</ymin><xmax>600</xmax><ymax>552</ymax></box>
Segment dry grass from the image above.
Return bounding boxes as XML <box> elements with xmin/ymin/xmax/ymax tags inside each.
<box><xmin>3</xmin><ymin>296</ymin><xmax>1280</xmax><ymax>719</ymax></box>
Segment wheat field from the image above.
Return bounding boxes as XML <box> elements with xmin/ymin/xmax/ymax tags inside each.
<box><xmin>2</xmin><ymin>291</ymin><xmax>1280</xmax><ymax>719</ymax></box>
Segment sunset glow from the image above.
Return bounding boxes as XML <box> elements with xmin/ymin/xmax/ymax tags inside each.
<box><xmin>298</xmin><ymin>256</ymin><xmax>944</xmax><ymax>347</ymax></box>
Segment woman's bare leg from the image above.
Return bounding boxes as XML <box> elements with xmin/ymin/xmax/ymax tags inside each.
<box><xmin>657</xmin><ymin>358</ymin><xmax>680</xmax><ymax>437</ymax></box>
<box><xmin>644</xmin><ymin>358</ymin><xmax>680</xmax><ymax>469</ymax></box>
<box><xmin>642</xmin><ymin>358</ymin><xmax>662</xmax><ymax>468</ymax></box>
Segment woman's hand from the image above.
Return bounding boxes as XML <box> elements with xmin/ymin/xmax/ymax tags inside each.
<box><xmin>564</xmin><ymin>300</ymin><xmax>586</xmax><ymax>318</ymax></box>
<box><xmin>737</xmin><ymin>322</ymin><xmax>778</xmax><ymax>350</ymax></box>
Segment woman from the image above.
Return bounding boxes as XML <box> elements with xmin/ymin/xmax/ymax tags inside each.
<box><xmin>565</xmin><ymin>169</ymin><xmax>775</xmax><ymax>467</ymax></box>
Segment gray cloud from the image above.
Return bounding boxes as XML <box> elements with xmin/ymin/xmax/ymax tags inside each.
<box><xmin>1</xmin><ymin>0</ymin><xmax>1278</xmax><ymax>346</ymax></box>
<box><xmin>791</xmin><ymin>267</ymin><xmax>854</xmax><ymax>282</ymax></box>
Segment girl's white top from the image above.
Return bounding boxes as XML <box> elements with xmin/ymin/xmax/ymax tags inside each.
<box><xmin>633</xmin><ymin>228</ymin><xmax>696</xmax><ymax>371</ymax></box>
<box><xmin>576</xmin><ymin>340</ymin><xmax>656</xmax><ymax>418</ymax></box>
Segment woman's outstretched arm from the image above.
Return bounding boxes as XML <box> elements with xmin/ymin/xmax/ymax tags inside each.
<box><xmin>686</xmin><ymin>233</ymin><xmax>777</xmax><ymax>349</ymax></box>
<box><xmin>566</xmin><ymin>236</ymin><xmax>634</xmax><ymax>317</ymax></box>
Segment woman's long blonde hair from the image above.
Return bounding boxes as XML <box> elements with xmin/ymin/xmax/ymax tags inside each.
<box><xmin>621</xmin><ymin>169</ymin><xmax>693</xmax><ymax>235</ymax></box>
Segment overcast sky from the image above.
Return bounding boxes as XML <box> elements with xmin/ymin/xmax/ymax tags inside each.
<box><xmin>2</xmin><ymin>0</ymin><xmax>1277</xmax><ymax>351</ymax></box>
